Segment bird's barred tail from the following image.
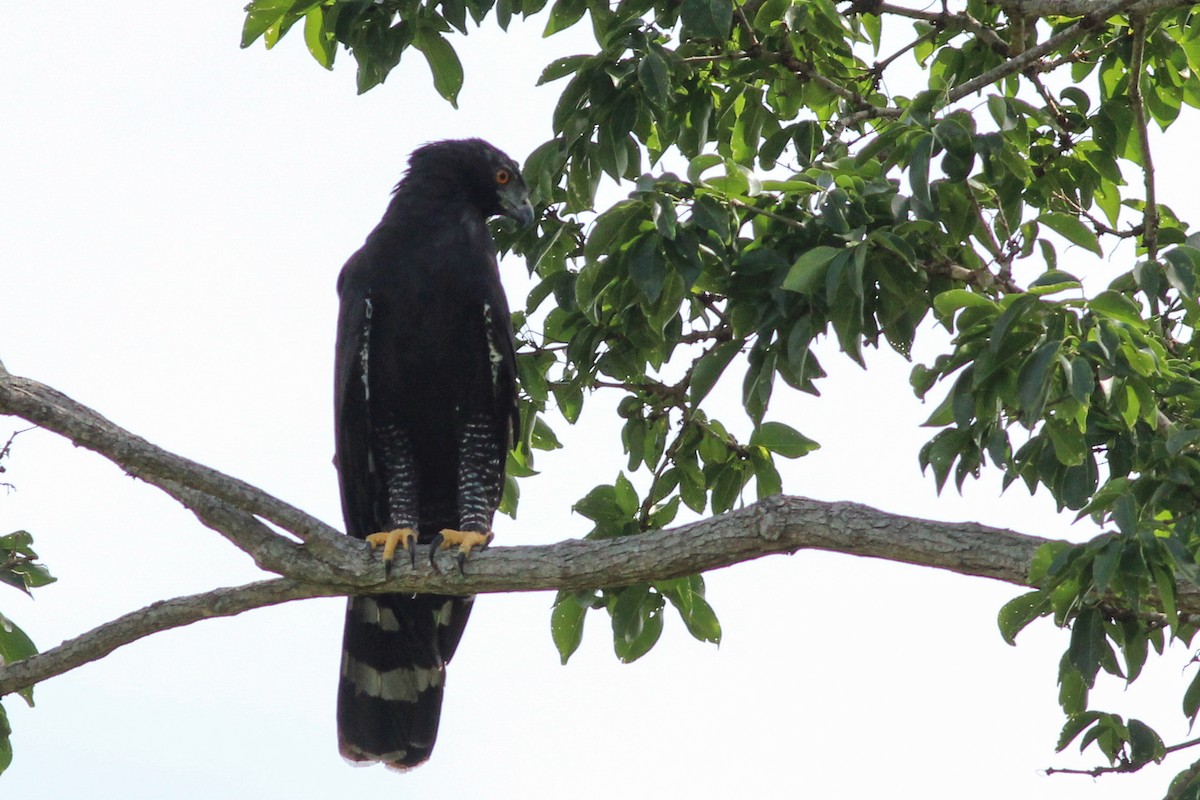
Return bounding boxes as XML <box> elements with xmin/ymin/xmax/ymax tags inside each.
<box><xmin>337</xmin><ymin>593</ymin><xmax>473</xmax><ymax>769</ymax></box>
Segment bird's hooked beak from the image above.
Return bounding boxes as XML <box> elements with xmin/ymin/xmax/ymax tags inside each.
<box><xmin>499</xmin><ymin>185</ymin><xmax>536</xmax><ymax>228</ymax></box>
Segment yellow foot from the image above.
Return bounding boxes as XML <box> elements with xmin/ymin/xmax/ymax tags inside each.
<box><xmin>365</xmin><ymin>527</ymin><xmax>418</xmax><ymax>573</ymax></box>
<box><xmin>429</xmin><ymin>529</ymin><xmax>494</xmax><ymax>574</ymax></box>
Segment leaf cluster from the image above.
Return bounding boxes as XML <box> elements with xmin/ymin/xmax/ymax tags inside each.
<box><xmin>0</xmin><ymin>530</ymin><xmax>54</xmax><ymax>777</ymax></box>
<box><xmin>250</xmin><ymin>0</ymin><xmax>1200</xmax><ymax>788</ymax></box>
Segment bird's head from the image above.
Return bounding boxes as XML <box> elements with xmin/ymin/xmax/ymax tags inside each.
<box><xmin>405</xmin><ymin>139</ymin><xmax>535</xmax><ymax>228</ymax></box>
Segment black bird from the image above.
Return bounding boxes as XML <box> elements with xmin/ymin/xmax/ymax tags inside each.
<box><xmin>333</xmin><ymin>139</ymin><xmax>533</xmax><ymax>769</ymax></box>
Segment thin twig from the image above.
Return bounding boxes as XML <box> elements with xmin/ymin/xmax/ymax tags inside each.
<box><xmin>0</xmin><ymin>578</ymin><xmax>337</xmax><ymax>697</ymax></box>
<box><xmin>1127</xmin><ymin>12</ymin><xmax>1159</xmax><ymax>261</ymax></box>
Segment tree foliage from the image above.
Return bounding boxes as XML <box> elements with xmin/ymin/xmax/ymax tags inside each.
<box><xmin>246</xmin><ymin>0</ymin><xmax>1200</xmax><ymax>790</ymax></box>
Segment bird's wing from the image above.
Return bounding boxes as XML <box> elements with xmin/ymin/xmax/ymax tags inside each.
<box><xmin>483</xmin><ymin>251</ymin><xmax>521</xmax><ymax>448</ymax></box>
<box><xmin>333</xmin><ymin>252</ymin><xmax>385</xmax><ymax>540</ymax></box>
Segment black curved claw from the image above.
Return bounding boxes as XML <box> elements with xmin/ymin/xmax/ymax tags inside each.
<box><xmin>456</xmin><ymin>531</ymin><xmax>494</xmax><ymax>576</ymax></box>
<box><xmin>409</xmin><ymin>538</ymin><xmax>417</xmax><ymax>570</ymax></box>
<box><xmin>428</xmin><ymin>531</ymin><xmax>444</xmax><ymax>574</ymax></box>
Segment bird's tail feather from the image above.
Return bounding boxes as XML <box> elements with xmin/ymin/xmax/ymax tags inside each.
<box><xmin>336</xmin><ymin>593</ymin><xmax>473</xmax><ymax>769</ymax></box>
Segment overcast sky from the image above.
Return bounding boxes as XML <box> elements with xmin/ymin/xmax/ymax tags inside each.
<box><xmin>2</xmin><ymin>4</ymin><xmax>1198</xmax><ymax>799</ymax></box>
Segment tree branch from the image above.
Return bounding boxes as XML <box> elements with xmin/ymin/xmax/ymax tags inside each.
<box><xmin>0</xmin><ymin>578</ymin><xmax>338</xmax><ymax>697</ymax></box>
<box><xmin>0</xmin><ymin>361</ymin><xmax>359</xmax><ymax>571</ymax></box>
<box><xmin>946</xmin><ymin>0</ymin><xmax>1145</xmax><ymax>104</ymax></box>
<box><xmin>4</xmin><ymin>363</ymin><xmax>1199</xmax><ymax>704</ymax></box>
<box><xmin>984</xmin><ymin>0</ymin><xmax>1195</xmax><ymax>17</ymax></box>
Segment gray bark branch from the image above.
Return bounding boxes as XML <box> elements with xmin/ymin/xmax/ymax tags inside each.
<box><xmin>0</xmin><ymin>361</ymin><xmax>1146</xmax><ymax>698</ymax></box>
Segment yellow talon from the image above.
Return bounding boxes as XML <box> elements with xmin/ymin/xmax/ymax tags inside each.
<box><xmin>366</xmin><ymin>528</ymin><xmax>417</xmax><ymax>565</ymax></box>
<box><xmin>430</xmin><ymin>529</ymin><xmax>494</xmax><ymax>575</ymax></box>
<box><xmin>436</xmin><ymin>528</ymin><xmax>494</xmax><ymax>556</ymax></box>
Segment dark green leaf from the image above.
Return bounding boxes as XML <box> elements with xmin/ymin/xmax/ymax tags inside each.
<box><xmin>1068</xmin><ymin>607</ymin><xmax>1105</xmax><ymax>686</ymax></box>
<box><xmin>1068</xmin><ymin>358</ymin><xmax>1094</xmax><ymax>404</ymax></box>
<box><xmin>1128</xmin><ymin>719</ymin><xmax>1165</xmax><ymax>766</ymax></box>
<box><xmin>637</xmin><ymin>50</ymin><xmax>671</xmax><ymax>108</ymax></box>
<box><xmin>551</xmin><ymin>591</ymin><xmax>590</xmax><ymax>664</ymax></box>
<box><xmin>538</xmin><ymin>54</ymin><xmax>590</xmax><ymax>85</ymax></box>
<box><xmin>749</xmin><ymin>421</ymin><xmax>819</xmax><ymax>458</ymax></box>
<box><xmin>997</xmin><ymin>590</ymin><xmax>1050</xmax><ymax>645</ymax></box>
<box><xmin>659</xmin><ymin>576</ymin><xmax>722</xmax><ymax>644</ymax></box>
<box><xmin>414</xmin><ymin>31</ymin><xmax>464</xmax><ymax>107</ymax></box>
<box><xmin>909</xmin><ymin>133</ymin><xmax>934</xmax><ymax>216</ymax></box>
<box><xmin>1058</xmin><ymin>712</ymin><xmax>1103</xmax><ymax>752</ymax></box>
<box><xmin>0</xmin><ymin>703</ymin><xmax>9</xmax><ymax>775</ymax></box>
<box><xmin>614</xmin><ymin>472</ymin><xmax>639</xmax><ymax>517</ymax></box>
<box><xmin>681</xmin><ymin>0</ymin><xmax>733</xmax><ymax>39</ymax></box>
<box><xmin>782</xmin><ymin>247</ymin><xmax>842</xmax><ymax>294</ymax></box>
<box><xmin>1089</xmin><ymin>291</ymin><xmax>1145</xmax><ymax>327</ymax></box>
<box><xmin>689</xmin><ymin>341</ymin><xmax>741</xmax><ymax>405</ymax></box>
<box><xmin>628</xmin><ymin>236</ymin><xmax>666</xmax><ymax>303</ymax></box>
<box><xmin>1163</xmin><ymin>246</ymin><xmax>1200</xmax><ymax>299</ymax></box>
<box><xmin>1037</xmin><ymin>213</ymin><xmax>1102</xmax><ymax>256</ymax></box>
<box><xmin>1184</xmin><ymin>667</ymin><xmax>1200</xmax><ymax>722</ymax></box>
<box><xmin>543</xmin><ymin>0</ymin><xmax>588</xmax><ymax>35</ymax></box>
<box><xmin>1016</xmin><ymin>340</ymin><xmax>1062</xmax><ymax>422</ymax></box>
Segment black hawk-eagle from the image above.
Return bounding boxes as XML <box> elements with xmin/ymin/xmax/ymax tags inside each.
<box><xmin>333</xmin><ymin>138</ymin><xmax>533</xmax><ymax>769</ymax></box>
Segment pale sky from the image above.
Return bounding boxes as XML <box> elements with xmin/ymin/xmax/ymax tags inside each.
<box><xmin>2</xmin><ymin>4</ymin><xmax>1198</xmax><ymax>798</ymax></box>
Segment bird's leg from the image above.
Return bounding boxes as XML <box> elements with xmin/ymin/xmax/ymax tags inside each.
<box><xmin>429</xmin><ymin>529</ymin><xmax>494</xmax><ymax>575</ymax></box>
<box><xmin>372</xmin><ymin>423</ymin><xmax>421</xmax><ymax>573</ymax></box>
<box><xmin>366</xmin><ymin>528</ymin><xmax>418</xmax><ymax>573</ymax></box>
<box><xmin>432</xmin><ymin>416</ymin><xmax>504</xmax><ymax>575</ymax></box>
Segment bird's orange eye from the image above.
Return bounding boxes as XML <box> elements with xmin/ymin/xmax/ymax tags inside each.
<box><xmin>495</xmin><ymin>169</ymin><xmax>511</xmax><ymax>185</ymax></box>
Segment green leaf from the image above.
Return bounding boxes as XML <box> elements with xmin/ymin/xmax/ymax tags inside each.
<box><xmin>0</xmin><ymin>613</ymin><xmax>36</xmax><ymax>668</ymax></box>
<box><xmin>1037</xmin><ymin>213</ymin><xmax>1102</xmax><ymax>256</ymax></box>
<box><xmin>1068</xmin><ymin>607</ymin><xmax>1105</xmax><ymax>686</ymax></box>
<box><xmin>659</xmin><ymin>576</ymin><xmax>722</xmax><ymax>644</ymax></box>
<box><xmin>1163</xmin><ymin>246</ymin><xmax>1200</xmax><ymax>299</ymax></box>
<box><xmin>614</xmin><ymin>472</ymin><xmax>639</xmax><ymax>516</ymax></box>
<box><xmin>543</xmin><ymin>0</ymin><xmax>588</xmax><ymax>36</ymax></box>
<box><xmin>710</xmin><ymin>462</ymin><xmax>746</xmax><ymax>513</ymax></box>
<box><xmin>687</xmin><ymin>154</ymin><xmax>724</xmax><ymax>184</ymax></box>
<box><xmin>1128</xmin><ymin>719</ymin><xmax>1165</xmax><ymax>767</ymax></box>
<box><xmin>1068</xmin><ymin>358</ymin><xmax>1095</xmax><ymax>404</ymax></box>
<box><xmin>241</xmin><ymin>0</ymin><xmax>293</xmax><ymax>48</ymax></box>
<box><xmin>689</xmin><ymin>341</ymin><xmax>741</xmax><ymax>405</ymax></box>
<box><xmin>551</xmin><ymin>591</ymin><xmax>590</xmax><ymax>664</ymax></box>
<box><xmin>628</xmin><ymin>236</ymin><xmax>666</xmax><ymax>303</ymax></box>
<box><xmin>782</xmin><ymin>247</ymin><xmax>842</xmax><ymax>294</ymax></box>
<box><xmin>1151</xmin><ymin>562</ymin><xmax>1178</xmax><ymax>629</ymax></box>
<box><xmin>530</xmin><ymin>415</ymin><xmax>563</xmax><ymax>451</ymax></box>
<box><xmin>749</xmin><ymin>421</ymin><xmax>819</xmax><ymax>458</ymax></box>
<box><xmin>1184</xmin><ymin>667</ymin><xmax>1200</xmax><ymax>722</ymax></box>
<box><xmin>753</xmin><ymin>453</ymin><xmax>782</xmax><ymax>499</ymax></box>
<box><xmin>681</xmin><ymin>0</ymin><xmax>733</xmax><ymax>39</ymax></box>
<box><xmin>1016</xmin><ymin>340</ymin><xmax>1062</xmax><ymax>421</ymax></box>
<box><xmin>909</xmin><ymin>133</ymin><xmax>934</xmax><ymax>216</ymax></box>
<box><xmin>997</xmin><ymin>590</ymin><xmax>1050</xmax><ymax>645</ymax></box>
<box><xmin>611</xmin><ymin>585</ymin><xmax>664</xmax><ymax>662</ymax></box>
<box><xmin>413</xmin><ymin>31</ymin><xmax>464</xmax><ymax>107</ymax></box>
<box><xmin>1089</xmin><ymin>291</ymin><xmax>1145</xmax><ymax>327</ymax></box>
<box><xmin>537</xmin><ymin>54</ymin><xmax>590</xmax><ymax>85</ymax></box>
<box><xmin>573</xmin><ymin>484</ymin><xmax>620</xmax><ymax>523</ymax></box>
<box><xmin>637</xmin><ymin>49</ymin><xmax>671</xmax><ymax>108</ymax></box>
<box><xmin>302</xmin><ymin>6</ymin><xmax>336</xmax><ymax>69</ymax></box>
<box><xmin>933</xmin><ymin>289</ymin><xmax>997</xmax><ymax>316</ymax></box>
<box><xmin>1057</xmin><ymin>712</ymin><xmax>1103</xmax><ymax>752</ymax></box>
<box><xmin>0</xmin><ymin>703</ymin><xmax>10</xmax><ymax>775</ymax></box>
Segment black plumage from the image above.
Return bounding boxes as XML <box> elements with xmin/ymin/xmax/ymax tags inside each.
<box><xmin>332</xmin><ymin>139</ymin><xmax>532</xmax><ymax>769</ymax></box>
